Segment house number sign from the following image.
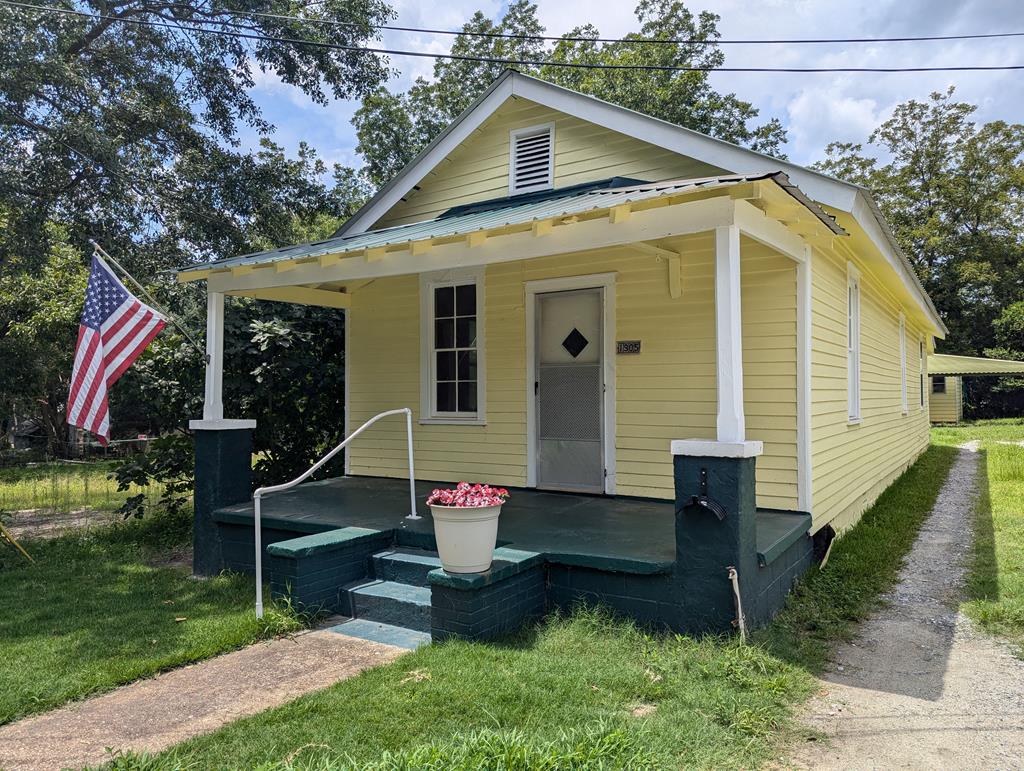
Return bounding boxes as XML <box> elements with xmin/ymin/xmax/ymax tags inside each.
<box><xmin>616</xmin><ymin>340</ymin><xmax>642</xmax><ymax>355</ymax></box>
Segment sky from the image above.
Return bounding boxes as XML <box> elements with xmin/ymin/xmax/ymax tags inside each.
<box><xmin>241</xmin><ymin>0</ymin><xmax>1024</xmax><ymax>174</ymax></box>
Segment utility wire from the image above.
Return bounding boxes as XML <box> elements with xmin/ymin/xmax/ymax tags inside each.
<box><xmin>22</xmin><ymin>0</ymin><xmax>1024</xmax><ymax>47</ymax></box>
<box><xmin>218</xmin><ymin>6</ymin><xmax>1024</xmax><ymax>46</ymax></box>
<box><xmin>4</xmin><ymin>0</ymin><xmax>1024</xmax><ymax>73</ymax></box>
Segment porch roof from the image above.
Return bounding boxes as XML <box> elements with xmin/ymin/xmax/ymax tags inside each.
<box><xmin>929</xmin><ymin>353</ymin><xmax>1024</xmax><ymax>376</ymax></box>
<box><xmin>176</xmin><ymin>171</ymin><xmax>844</xmax><ymax>282</ymax></box>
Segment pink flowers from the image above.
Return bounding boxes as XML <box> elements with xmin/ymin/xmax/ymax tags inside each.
<box><xmin>427</xmin><ymin>482</ymin><xmax>510</xmax><ymax>508</ymax></box>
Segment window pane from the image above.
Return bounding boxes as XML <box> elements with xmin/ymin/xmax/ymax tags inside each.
<box><xmin>455</xmin><ymin>317</ymin><xmax>476</xmax><ymax>348</ymax></box>
<box><xmin>436</xmin><ymin>381</ymin><xmax>456</xmax><ymax>412</ymax></box>
<box><xmin>457</xmin><ymin>350</ymin><xmax>477</xmax><ymax>381</ymax></box>
<box><xmin>435</xmin><ymin>318</ymin><xmax>455</xmax><ymax>349</ymax></box>
<box><xmin>436</xmin><ymin>351</ymin><xmax>456</xmax><ymax>380</ymax></box>
<box><xmin>457</xmin><ymin>382</ymin><xmax>477</xmax><ymax>412</ymax></box>
<box><xmin>434</xmin><ymin>286</ymin><xmax>454</xmax><ymax>318</ymax></box>
<box><xmin>455</xmin><ymin>283</ymin><xmax>476</xmax><ymax>316</ymax></box>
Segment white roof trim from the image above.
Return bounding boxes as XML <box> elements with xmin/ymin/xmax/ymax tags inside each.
<box><xmin>339</xmin><ymin>69</ymin><xmax>944</xmax><ymax>335</ymax></box>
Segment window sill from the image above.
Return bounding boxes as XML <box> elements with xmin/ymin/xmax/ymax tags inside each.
<box><xmin>847</xmin><ymin>417</ymin><xmax>863</xmax><ymax>426</ymax></box>
<box><xmin>419</xmin><ymin>417</ymin><xmax>487</xmax><ymax>426</ymax></box>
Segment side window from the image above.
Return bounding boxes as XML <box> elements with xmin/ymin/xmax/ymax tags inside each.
<box><xmin>919</xmin><ymin>340</ymin><xmax>926</xmax><ymax>409</ymax></box>
<box><xmin>899</xmin><ymin>315</ymin><xmax>908</xmax><ymax>414</ymax></box>
<box><xmin>847</xmin><ymin>264</ymin><xmax>861</xmax><ymax>422</ymax></box>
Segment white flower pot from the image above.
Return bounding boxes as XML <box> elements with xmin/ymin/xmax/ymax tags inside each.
<box><xmin>430</xmin><ymin>503</ymin><xmax>503</xmax><ymax>573</ymax></box>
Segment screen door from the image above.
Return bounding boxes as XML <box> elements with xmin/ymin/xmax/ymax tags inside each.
<box><xmin>535</xmin><ymin>288</ymin><xmax>604</xmax><ymax>493</ymax></box>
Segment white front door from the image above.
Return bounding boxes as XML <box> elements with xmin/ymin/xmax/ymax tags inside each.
<box><xmin>534</xmin><ymin>288</ymin><xmax>604</xmax><ymax>493</ymax></box>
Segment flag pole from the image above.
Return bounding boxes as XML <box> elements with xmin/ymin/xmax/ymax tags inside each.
<box><xmin>89</xmin><ymin>240</ymin><xmax>206</xmax><ymax>360</ymax></box>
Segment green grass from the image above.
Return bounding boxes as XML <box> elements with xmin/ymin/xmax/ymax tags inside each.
<box><xmin>0</xmin><ymin>510</ymin><xmax>303</xmax><ymax>725</ymax></box>
<box><xmin>754</xmin><ymin>444</ymin><xmax>959</xmax><ymax>670</ymax></box>
<box><xmin>139</xmin><ymin>608</ymin><xmax>814</xmax><ymax>770</ymax></box>
<box><xmin>0</xmin><ymin>461</ymin><xmax>160</xmax><ymax>513</ymax></box>
<box><xmin>929</xmin><ymin>419</ymin><xmax>1024</xmax><ymax>653</ymax></box>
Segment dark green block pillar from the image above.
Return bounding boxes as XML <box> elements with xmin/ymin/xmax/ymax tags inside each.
<box><xmin>672</xmin><ymin>440</ymin><xmax>762</xmax><ymax>633</ymax></box>
<box><xmin>191</xmin><ymin>421</ymin><xmax>255</xmax><ymax>576</ymax></box>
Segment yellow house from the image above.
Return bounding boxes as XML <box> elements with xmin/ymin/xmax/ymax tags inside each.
<box><xmin>929</xmin><ymin>376</ymin><xmax>963</xmax><ymax>424</ymax></box>
<box><xmin>179</xmin><ymin>71</ymin><xmax>948</xmax><ymax>639</ymax></box>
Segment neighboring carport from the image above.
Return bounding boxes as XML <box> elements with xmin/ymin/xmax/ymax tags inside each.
<box><xmin>927</xmin><ymin>354</ymin><xmax>1024</xmax><ymax>424</ymax></box>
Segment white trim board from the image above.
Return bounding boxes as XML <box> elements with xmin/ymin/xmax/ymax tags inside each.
<box><xmin>335</xmin><ymin>70</ymin><xmax>944</xmax><ymax>336</ymax></box>
<box><xmin>524</xmin><ymin>272</ymin><xmax>617</xmax><ymax>495</ymax></box>
<box><xmin>670</xmin><ymin>439</ymin><xmax>763</xmax><ymax>458</ymax></box>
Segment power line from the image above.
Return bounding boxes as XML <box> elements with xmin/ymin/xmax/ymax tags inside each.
<box><xmin>4</xmin><ymin>0</ymin><xmax>1024</xmax><ymax>74</ymax></box>
<box><xmin>216</xmin><ymin>5</ymin><xmax>1024</xmax><ymax>47</ymax></box>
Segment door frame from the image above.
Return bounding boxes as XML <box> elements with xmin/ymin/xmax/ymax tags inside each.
<box><xmin>525</xmin><ymin>272</ymin><xmax>617</xmax><ymax>494</ymax></box>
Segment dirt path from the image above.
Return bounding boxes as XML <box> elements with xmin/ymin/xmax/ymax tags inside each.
<box><xmin>0</xmin><ymin>628</ymin><xmax>405</xmax><ymax>771</ymax></box>
<box><xmin>791</xmin><ymin>443</ymin><xmax>1024</xmax><ymax>770</ymax></box>
<box><xmin>4</xmin><ymin>508</ymin><xmax>116</xmax><ymax>540</ymax></box>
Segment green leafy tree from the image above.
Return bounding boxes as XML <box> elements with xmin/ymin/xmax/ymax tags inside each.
<box><xmin>815</xmin><ymin>88</ymin><xmax>1024</xmax><ymax>418</ymax></box>
<box><xmin>0</xmin><ymin>0</ymin><xmax>391</xmax><ymax>273</ymax></box>
<box><xmin>1</xmin><ymin>2</ymin><xmax>378</xmax><ymax>472</ymax></box>
<box><xmin>0</xmin><ymin>222</ymin><xmax>88</xmax><ymax>454</ymax></box>
<box><xmin>354</xmin><ymin>0</ymin><xmax>786</xmax><ymax>188</ymax></box>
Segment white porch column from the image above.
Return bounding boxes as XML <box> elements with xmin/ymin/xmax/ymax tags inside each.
<box><xmin>202</xmin><ymin>291</ymin><xmax>225</xmax><ymax>421</ymax></box>
<box><xmin>714</xmin><ymin>224</ymin><xmax>745</xmax><ymax>443</ymax></box>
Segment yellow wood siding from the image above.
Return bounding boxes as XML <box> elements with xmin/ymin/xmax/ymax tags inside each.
<box><xmin>347</xmin><ymin>234</ymin><xmax>798</xmax><ymax>509</ymax></box>
<box><xmin>809</xmin><ymin>245</ymin><xmax>931</xmax><ymax>533</ymax></box>
<box><xmin>372</xmin><ymin>99</ymin><xmax>724</xmax><ymax>229</ymax></box>
<box><xmin>930</xmin><ymin>376</ymin><xmax>962</xmax><ymax>423</ymax></box>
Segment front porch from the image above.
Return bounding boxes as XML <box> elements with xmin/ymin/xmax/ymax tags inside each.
<box><xmin>202</xmin><ymin>474</ymin><xmax>812</xmax><ymax>641</ymax></box>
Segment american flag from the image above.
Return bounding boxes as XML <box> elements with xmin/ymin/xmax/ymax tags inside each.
<box><xmin>67</xmin><ymin>255</ymin><xmax>166</xmax><ymax>445</ymax></box>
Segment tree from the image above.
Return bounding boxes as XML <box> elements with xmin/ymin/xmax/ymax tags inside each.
<box><xmin>0</xmin><ymin>0</ymin><xmax>391</xmax><ymax>274</ymax></box>
<box><xmin>354</xmin><ymin>0</ymin><xmax>786</xmax><ymax>188</ymax></box>
<box><xmin>815</xmin><ymin>88</ymin><xmax>1024</xmax><ymax>418</ymax></box>
<box><xmin>0</xmin><ymin>222</ymin><xmax>88</xmax><ymax>454</ymax></box>
<box><xmin>0</xmin><ymin>2</ymin><xmax>379</xmax><ymax>469</ymax></box>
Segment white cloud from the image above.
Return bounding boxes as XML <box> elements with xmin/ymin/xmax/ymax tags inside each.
<box><xmin>238</xmin><ymin>0</ymin><xmax>1024</xmax><ymax>174</ymax></box>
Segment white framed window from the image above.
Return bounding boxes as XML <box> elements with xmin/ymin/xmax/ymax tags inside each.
<box><xmin>420</xmin><ymin>268</ymin><xmax>486</xmax><ymax>424</ymax></box>
<box><xmin>847</xmin><ymin>262</ymin><xmax>862</xmax><ymax>423</ymax></box>
<box><xmin>899</xmin><ymin>314</ymin><xmax>908</xmax><ymax>414</ymax></box>
<box><xmin>919</xmin><ymin>338</ymin><xmax>926</xmax><ymax>409</ymax></box>
<box><xmin>509</xmin><ymin>123</ymin><xmax>554</xmax><ymax>195</ymax></box>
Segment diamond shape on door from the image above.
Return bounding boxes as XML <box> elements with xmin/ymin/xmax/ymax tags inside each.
<box><xmin>561</xmin><ymin>328</ymin><xmax>589</xmax><ymax>358</ymax></box>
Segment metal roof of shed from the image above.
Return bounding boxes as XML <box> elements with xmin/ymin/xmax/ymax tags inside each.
<box><xmin>177</xmin><ymin>171</ymin><xmax>844</xmax><ymax>278</ymax></box>
<box><xmin>929</xmin><ymin>354</ymin><xmax>1024</xmax><ymax>376</ymax></box>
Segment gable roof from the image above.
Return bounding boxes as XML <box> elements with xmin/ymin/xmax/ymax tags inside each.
<box><xmin>338</xmin><ymin>69</ymin><xmax>945</xmax><ymax>335</ymax></box>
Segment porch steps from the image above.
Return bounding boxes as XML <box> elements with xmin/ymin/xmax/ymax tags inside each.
<box><xmin>326</xmin><ymin>618</ymin><xmax>431</xmax><ymax>650</ymax></box>
<box><xmin>344</xmin><ymin>579</ymin><xmax>432</xmax><ymax>632</ymax></box>
<box><xmin>372</xmin><ymin>548</ymin><xmax>443</xmax><ymax>587</ymax></box>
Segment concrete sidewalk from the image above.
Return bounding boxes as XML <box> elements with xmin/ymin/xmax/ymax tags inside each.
<box><xmin>0</xmin><ymin>628</ymin><xmax>405</xmax><ymax>771</ymax></box>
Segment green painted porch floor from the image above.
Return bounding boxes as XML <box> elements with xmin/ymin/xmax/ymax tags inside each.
<box><xmin>214</xmin><ymin>477</ymin><xmax>809</xmax><ymax>573</ymax></box>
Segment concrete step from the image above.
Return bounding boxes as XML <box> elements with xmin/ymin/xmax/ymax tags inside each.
<box><xmin>346</xmin><ymin>580</ymin><xmax>432</xmax><ymax>632</ymax></box>
<box><xmin>327</xmin><ymin>618</ymin><xmax>431</xmax><ymax>650</ymax></box>
<box><xmin>372</xmin><ymin>548</ymin><xmax>442</xmax><ymax>587</ymax></box>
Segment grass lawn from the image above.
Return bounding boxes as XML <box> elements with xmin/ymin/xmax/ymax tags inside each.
<box><xmin>0</xmin><ymin>460</ymin><xmax>159</xmax><ymax>513</ymax></box>
<box><xmin>932</xmin><ymin>418</ymin><xmax>1024</xmax><ymax>653</ymax></box>
<box><xmin>0</xmin><ymin>511</ymin><xmax>302</xmax><ymax>725</ymax></box>
<box><xmin>120</xmin><ymin>445</ymin><xmax>957</xmax><ymax>770</ymax></box>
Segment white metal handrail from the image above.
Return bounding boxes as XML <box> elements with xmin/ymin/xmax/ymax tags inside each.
<box><xmin>253</xmin><ymin>407</ymin><xmax>419</xmax><ymax>618</ymax></box>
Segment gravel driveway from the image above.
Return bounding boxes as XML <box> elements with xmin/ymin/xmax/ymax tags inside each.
<box><xmin>790</xmin><ymin>442</ymin><xmax>1024</xmax><ymax>769</ymax></box>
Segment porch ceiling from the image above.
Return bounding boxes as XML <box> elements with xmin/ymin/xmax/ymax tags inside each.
<box><xmin>177</xmin><ymin>171</ymin><xmax>844</xmax><ymax>287</ymax></box>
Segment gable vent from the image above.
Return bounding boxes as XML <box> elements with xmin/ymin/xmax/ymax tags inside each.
<box><xmin>510</xmin><ymin>125</ymin><xmax>554</xmax><ymax>194</ymax></box>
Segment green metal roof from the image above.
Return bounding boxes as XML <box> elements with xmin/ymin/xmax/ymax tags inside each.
<box><xmin>929</xmin><ymin>353</ymin><xmax>1024</xmax><ymax>376</ymax></box>
<box><xmin>177</xmin><ymin>172</ymin><xmax>844</xmax><ymax>278</ymax></box>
